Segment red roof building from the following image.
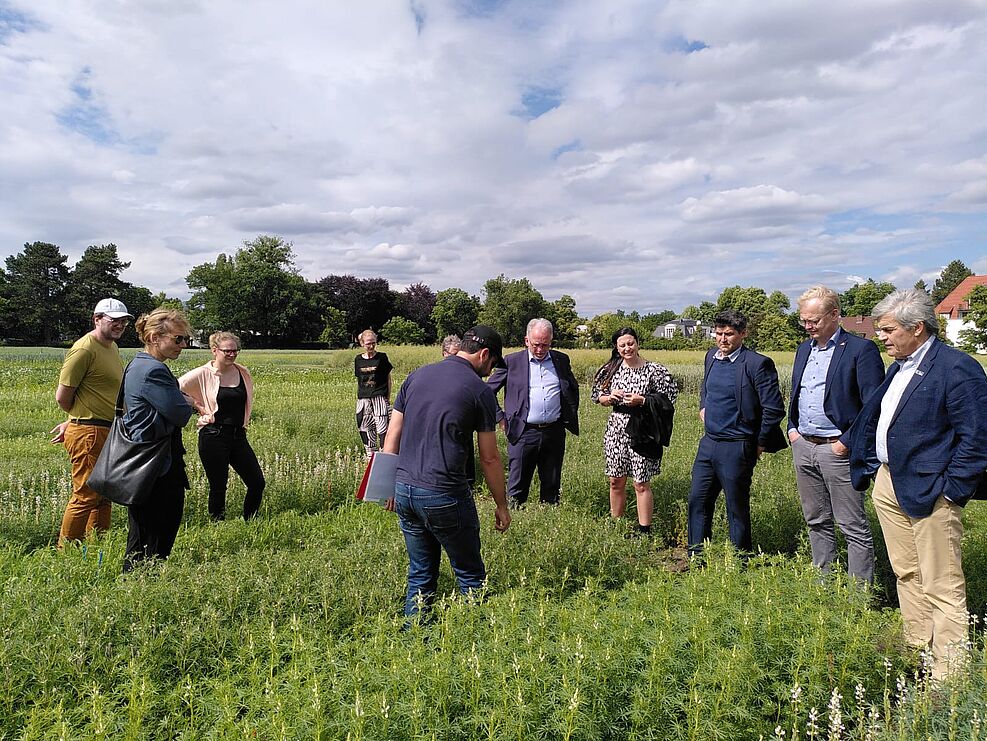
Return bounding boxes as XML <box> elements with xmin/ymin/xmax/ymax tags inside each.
<box><xmin>936</xmin><ymin>275</ymin><xmax>987</xmax><ymax>349</ymax></box>
<box><xmin>935</xmin><ymin>275</ymin><xmax>987</xmax><ymax>319</ymax></box>
<box><xmin>839</xmin><ymin>315</ymin><xmax>878</xmax><ymax>340</ymax></box>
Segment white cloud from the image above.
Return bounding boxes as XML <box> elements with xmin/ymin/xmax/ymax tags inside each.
<box><xmin>1</xmin><ymin>0</ymin><xmax>985</xmax><ymax>317</ymax></box>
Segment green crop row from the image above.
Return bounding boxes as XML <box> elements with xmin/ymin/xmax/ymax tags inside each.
<box><xmin>1</xmin><ymin>346</ymin><xmax>985</xmax><ymax>739</ymax></box>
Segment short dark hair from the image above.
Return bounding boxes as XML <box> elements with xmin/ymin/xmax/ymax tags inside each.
<box><xmin>713</xmin><ymin>310</ymin><xmax>748</xmax><ymax>332</ymax></box>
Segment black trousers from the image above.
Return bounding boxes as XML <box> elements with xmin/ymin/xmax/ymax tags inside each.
<box><xmin>124</xmin><ymin>433</ymin><xmax>188</xmax><ymax>571</ymax></box>
<box><xmin>506</xmin><ymin>421</ymin><xmax>566</xmax><ymax>505</ymax></box>
<box><xmin>198</xmin><ymin>425</ymin><xmax>265</xmax><ymax>520</ymax></box>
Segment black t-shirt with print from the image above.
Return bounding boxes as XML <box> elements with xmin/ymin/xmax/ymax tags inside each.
<box><xmin>355</xmin><ymin>353</ymin><xmax>392</xmax><ymax>399</ymax></box>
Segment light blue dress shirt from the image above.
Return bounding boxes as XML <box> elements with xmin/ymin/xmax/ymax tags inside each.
<box><xmin>797</xmin><ymin>328</ymin><xmax>842</xmax><ymax>437</ymax></box>
<box><xmin>525</xmin><ymin>352</ymin><xmax>562</xmax><ymax>425</ymax></box>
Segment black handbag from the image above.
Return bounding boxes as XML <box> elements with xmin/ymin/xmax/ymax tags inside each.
<box><xmin>85</xmin><ymin>362</ymin><xmax>170</xmax><ymax>507</ymax></box>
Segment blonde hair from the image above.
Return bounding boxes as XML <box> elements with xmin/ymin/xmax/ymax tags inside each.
<box><xmin>797</xmin><ymin>285</ymin><xmax>840</xmax><ymax>314</ymax></box>
<box><xmin>358</xmin><ymin>329</ymin><xmax>377</xmax><ymax>343</ymax></box>
<box><xmin>135</xmin><ymin>308</ymin><xmax>192</xmax><ymax>347</ymax></box>
<box><xmin>209</xmin><ymin>331</ymin><xmax>241</xmax><ymax>351</ymax></box>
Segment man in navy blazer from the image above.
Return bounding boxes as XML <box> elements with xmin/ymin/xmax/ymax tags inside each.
<box><xmin>486</xmin><ymin>318</ymin><xmax>579</xmax><ymax>506</ymax></box>
<box><xmin>788</xmin><ymin>286</ymin><xmax>885</xmax><ymax>583</ymax></box>
<box><xmin>849</xmin><ymin>290</ymin><xmax>987</xmax><ymax>680</ymax></box>
<box><xmin>688</xmin><ymin>310</ymin><xmax>786</xmax><ymax>556</ymax></box>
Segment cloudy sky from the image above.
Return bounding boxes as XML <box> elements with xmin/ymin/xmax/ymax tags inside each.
<box><xmin>1</xmin><ymin>0</ymin><xmax>985</xmax><ymax>316</ymax></box>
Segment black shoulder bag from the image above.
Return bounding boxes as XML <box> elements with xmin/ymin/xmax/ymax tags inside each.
<box><xmin>85</xmin><ymin>362</ymin><xmax>171</xmax><ymax>507</ymax></box>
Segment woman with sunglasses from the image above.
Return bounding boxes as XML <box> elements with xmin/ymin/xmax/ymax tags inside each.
<box><xmin>179</xmin><ymin>331</ymin><xmax>265</xmax><ymax>521</ymax></box>
<box><xmin>122</xmin><ymin>308</ymin><xmax>196</xmax><ymax>570</ymax></box>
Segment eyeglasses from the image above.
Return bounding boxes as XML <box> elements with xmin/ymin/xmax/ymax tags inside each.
<box><xmin>171</xmin><ymin>335</ymin><xmax>191</xmax><ymax>345</ymax></box>
<box><xmin>100</xmin><ymin>316</ymin><xmax>129</xmax><ymax>326</ymax></box>
<box><xmin>215</xmin><ymin>348</ymin><xmax>239</xmax><ymax>355</ymax></box>
<box><xmin>798</xmin><ymin>311</ymin><xmax>836</xmax><ymax>328</ymax></box>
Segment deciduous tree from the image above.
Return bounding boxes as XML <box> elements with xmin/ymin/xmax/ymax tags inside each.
<box><xmin>478</xmin><ymin>275</ymin><xmax>549</xmax><ymax>346</ymax></box>
<box><xmin>839</xmin><ymin>279</ymin><xmax>896</xmax><ymax>317</ymax></box>
<box><xmin>548</xmin><ymin>294</ymin><xmax>580</xmax><ymax>348</ymax></box>
<box><xmin>958</xmin><ymin>284</ymin><xmax>987</xmax><ymax>353</ymax></box>
<box><xmin>431</xmin><ymin>288</ymin><xmax>481</xmax><ymax>339</ymax></box>
<box><xmin>381</xmin><ymin>316</ymin><xmax>426</xmax><ymax>345</ymax></box>
<box><xmin>187</xmin><ymin>235</ymin><xmax>320</xmax><ymax>347</ymax></box>
<box><xmin>316</xmin><ymin>274</ymin><xmax>395</xmax><ymax>340</ymax></box>
<box><xmin>396</xmin><ymin>282</ymin><xmax>436</xmax><ymax>342</ymax></box>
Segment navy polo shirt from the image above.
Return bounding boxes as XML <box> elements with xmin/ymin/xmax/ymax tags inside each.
<box><xmin>393</xmin><ymin>355</ymin><xmax>497</xmax><ymax>493</ymax></box>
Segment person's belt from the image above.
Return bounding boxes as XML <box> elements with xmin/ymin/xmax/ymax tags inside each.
<box><xmin>526</xmin><ymin>419</ymin><xmax>561</xmax><ymax>429</ymax></box>
<box><xmin>69</xmin><ymin>418</ymin><xmax>112</xmax><ymax>428</ymax></box>
<box><xmin>802</xmin><ymin>434</ymin><xmax>840</xmax><ymax>445</ymax></box>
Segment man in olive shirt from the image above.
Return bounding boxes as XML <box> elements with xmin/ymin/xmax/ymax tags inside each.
<box><xmin>50</xmin><ymin>298</ymin><xmax>132</xmax><ymax>546</ymax></box>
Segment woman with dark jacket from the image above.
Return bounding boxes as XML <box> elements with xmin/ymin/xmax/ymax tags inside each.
<box><xmin>592</xmin><ymin>327</ymin><xmax>677</xmax><ymax>536</ymax></box>
<box><xmin>122</xmin><ymin>308</ymin><xmax>195</xmax><ymax>570</ymax></box>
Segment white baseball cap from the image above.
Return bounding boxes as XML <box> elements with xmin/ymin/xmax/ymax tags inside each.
<box><xmin>93</xmin><ymin>298</ymin><xmax>134</xmax><ymax>319</ymax></box>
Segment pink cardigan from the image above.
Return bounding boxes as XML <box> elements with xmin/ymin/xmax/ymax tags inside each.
<box><xmin>178</xmin><ymin>361</ymin><xmax>255</xmax><ymax>429</ymax></box>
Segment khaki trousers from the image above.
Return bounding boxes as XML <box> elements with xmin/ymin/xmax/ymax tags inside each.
<box><xmin>872</xmin><ymin>465</ymin><xmax>968</xmax><ymax>680</ymax></box>
<box><xmin>59</xmin><ymin>423</ymin><xmax>112</xmax><ymax>546</ymax></box>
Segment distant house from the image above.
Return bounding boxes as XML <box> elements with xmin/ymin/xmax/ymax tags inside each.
<box><xmin>839</xmin><ymin>315</ymin><xmax>879</xmax><ymax>340</ymax></box>
<box><xmin>935</xmin><ymin>275</ymin><xmax>987</xmax><ymax>348</ymax></box>
<box><xmin>654</xmin><ymin>318</ymin><xmax>713</xmax><ymax>340</ymax></box>
<box><xmin>575</xmin><ymin>324</ymin><xmax>592</xmax><ymax>348</ymax></box>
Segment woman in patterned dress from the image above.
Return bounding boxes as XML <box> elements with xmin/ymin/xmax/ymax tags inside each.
<box><xmin>592</xmin><ymin>327</ymin><xmax>678</xmax><ymax>535</ymax></box>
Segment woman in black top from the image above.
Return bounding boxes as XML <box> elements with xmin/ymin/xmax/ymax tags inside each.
<box><xmin>354</xmin><ymin>329</ymin><xmax>392</xmax><ymax>458</ymax></box>
<box><xmin>179</xmin><ymin>331</ymin><xmax>265</xmax><ymax>520</ymax></box>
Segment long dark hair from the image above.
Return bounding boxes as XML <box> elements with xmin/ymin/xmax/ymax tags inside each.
<box><xmin>593</xmin><ymin>326</ymin><xmax>638</xmax><ymax>392</ymax></box>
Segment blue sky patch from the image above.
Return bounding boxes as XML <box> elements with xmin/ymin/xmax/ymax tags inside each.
<box><xmin>0</xmin><ymin>4</ymin><xmax>43</xmax><ymax>44</ymax></box>
<box><xmin>409</xmin><ymin>0</ymin><xmax>425</xmax><ymax>34</ymax></box>
<box><xmin>56</xmin><ymin>67</ymin><xmax>159</xmax><ymax>154</ymax></box>
<box><xmin>56</xmin><ymin>67</ymin><xmax>120</xmax><ymax>145</ymax></box>
<box><xmin>551</xmin><ymin>139</ymin><xmax>581</xmax><ymax>160</ymax></box>
<box><xmin>457</xmin><ymin>0</ymin><xmax>506</xmax><ymax>19</ymax></box>
<box><xmin>516</xmin><ymin>86</ymin><xmax>562</xmax><ymax>120</ymax></box>
<box><xmin>666</xmin><ymin>35</ymin><xmax>708</xmax><ymax>54</ymax></box>
<box><xmin>824</xmin><ymin>208</ymin><xmax>909</xmax><ymax>235</ymax></box>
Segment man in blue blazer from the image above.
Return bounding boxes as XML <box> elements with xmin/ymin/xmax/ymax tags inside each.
<box><xmin>487</xmin><ymin>318</ymin><xmax>580</xmax><ymax>506</ymax></box>
<box><xmin>688</xmin><ymin>310</ymin><xmax>786</xmax><ymax>556</ymax></box>
<box><xmin>789</xmin><ymin>286</ymin><xmax>885</xmax><ymax>583</ymax></box>
<box><xmin>849</xmin><ymin>290</ymin><xmax>987</xmax><ymax>680</ymax></box>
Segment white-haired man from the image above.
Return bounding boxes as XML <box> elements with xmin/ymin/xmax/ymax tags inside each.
<box><xmin>486</xmin><ymin>318</ymin><xmax>580</xmax><ymax>507</ymax></box>
<box><xmin>850</xmin><ymin>289</ymin><xmax>987</xmax><ymax>680</ymax></box>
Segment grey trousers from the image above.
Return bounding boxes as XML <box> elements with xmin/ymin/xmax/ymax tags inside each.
<box><xmin>792</xmin><ymin>435</ymin><xmax>875</xmax><ymax>583</ymax></box>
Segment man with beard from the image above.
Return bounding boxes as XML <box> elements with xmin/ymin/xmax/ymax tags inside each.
<box><xmin>384</xmin><ymin>325</ymin><xmax>511</xmax><ymax>620</ymax></box>
<box><xmin>51</xmin><ymin>298</ymin><xmax>132</xmax><ymax>547</ymax></box>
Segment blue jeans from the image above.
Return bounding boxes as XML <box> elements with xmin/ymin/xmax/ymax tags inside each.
<box><xmin>394</xmin><ymin>482</ymin><xmax>485</xmax><ymax>617</ymax></box>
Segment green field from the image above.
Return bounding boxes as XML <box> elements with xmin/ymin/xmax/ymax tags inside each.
<box><xmin>0</xmin><ymin>346</ymin><xmax>985</xmax><ymax>739</ymax></box>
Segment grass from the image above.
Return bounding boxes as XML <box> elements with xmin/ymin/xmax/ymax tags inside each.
<box><xmin>0</xmin><ymin>345</ymin><xmax>985</xmax><ymax>739</ymax></box>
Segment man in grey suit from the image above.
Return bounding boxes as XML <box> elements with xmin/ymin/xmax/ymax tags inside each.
<box><xmin>788</xmin><ymin>285</ymin><xmax>885</xmax><ymax>583</ymax></box>
<box><xmin>487</xmin><ymin>318</ymin><xmax>580</xmax><ymax>507</ymax></box>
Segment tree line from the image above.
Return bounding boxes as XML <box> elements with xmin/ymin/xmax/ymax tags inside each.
<box><xmin>0</xmin><ymin>236</ymin><xmax>980</xmax><ymax>351</ymax></box>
